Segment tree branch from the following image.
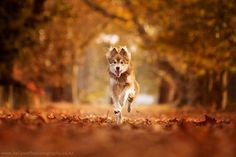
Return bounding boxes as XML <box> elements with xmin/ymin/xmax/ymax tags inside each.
<box><xmin>81</xmin><ymin>0</ymin><xmax>128</xmax><ymax>22</ymax></box>
<box><xmin>124</xmin><ymin>0</ymin><xmax>151</xmax><ymax>43</ymax></box>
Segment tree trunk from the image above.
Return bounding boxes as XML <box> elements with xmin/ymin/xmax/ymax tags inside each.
<box><xmin>158</xmin><ymin>76</ymin><xmax>176</xmax><ymax>104</ymax></box>
<box><xmin>207</xmin><ymin>71</ymin><xmax>224</xmax><ymax>110</ymax></box>
<box><xmin>158</xmin><ymin>78</ymin><xmax>170</xmax><ymax>104</ymax></box>
<box><xmin>72</xmin><ymin>63</ymin><xmax>79</xmax><ymax>105</ymax></box>
<box><xmin>0</xmin><ymin>86</ymin><xmax>3</xmax><ymax>106</ymax></box>
<box><xmin>7</xmin><ymin>85</ymin><xmax>14</xmax><ymax>109</ymax></box>
<box><xmin>157</xmin><ymin>59</ymin><xmax>187</xmax><ymax>106</ymax></box>
<box><xmin>228</xmin><ymin>72</ymin><xmax>236</xmax><ymax>105</ymax></box>
<box><xmin>221</xmin><ymin>71</ymin><xmax>228</xmax><ymax>110</ymax></box>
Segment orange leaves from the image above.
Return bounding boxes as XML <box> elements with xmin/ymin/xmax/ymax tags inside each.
<box><xmin>0</xmin><ymin>105</ymin><xmax>236</xmax><ymax>157</ymax></box>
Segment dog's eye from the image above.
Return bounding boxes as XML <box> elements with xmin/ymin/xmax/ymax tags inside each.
<box><xmin>113</xmin><ymin>61</ymin><xmax>116</xmax><ymax>64</ymax></box>
<box><xmin>120</xmin><ymin>61</ymin><xmax>124</xmax><ymax>64</ymax></box>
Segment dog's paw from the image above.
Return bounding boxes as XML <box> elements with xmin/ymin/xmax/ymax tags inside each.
<box><xmin>127</xmin><ymin>94</ymin><xmax>134</xmax><ymax>103</ymax></box>
<box><xmin>116</xmin><ymin>117</ymin><xmax>123</xmax><ymax>125</ymax></box>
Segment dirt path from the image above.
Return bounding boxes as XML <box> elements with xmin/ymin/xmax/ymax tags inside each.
<box><xmin>0</xmin><ymin>104</ymin><xmax>236</xmax><ymax>157</ymax></box>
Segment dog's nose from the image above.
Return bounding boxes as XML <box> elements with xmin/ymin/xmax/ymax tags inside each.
<box><xmin>116</xmin><ymin>67</ymin><xmax>120</xmax><ymax>71</ymax></box>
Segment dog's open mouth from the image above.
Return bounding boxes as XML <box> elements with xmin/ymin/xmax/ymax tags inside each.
<box><xmin>115</xmin><ymin>70</ymin><xmax>121</xmax><ymax>77</ymax></box>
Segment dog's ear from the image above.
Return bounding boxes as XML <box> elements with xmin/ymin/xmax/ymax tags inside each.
<box><xmin>106</xmin><ymin>47</ymin><xmax>118</xmax><ymax>59</ymax></box>
<box><xmin>120</xmin><ymin>47</ymin><xmax>131</xmax><ymax>60</ymax></box>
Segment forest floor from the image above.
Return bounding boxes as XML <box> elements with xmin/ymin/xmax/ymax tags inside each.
<box><xmin>0</xmin><ymin>103</ymin><xmax>236</xmax><ymax>157</ymax></box>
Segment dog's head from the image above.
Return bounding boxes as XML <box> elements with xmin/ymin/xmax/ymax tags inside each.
<box><xmin>106</xmin><ymin>46</ymin><xmax>131</xmax><ymax>77</ymax></box>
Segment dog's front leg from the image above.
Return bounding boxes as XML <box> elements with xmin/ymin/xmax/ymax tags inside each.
<box><xmin>121</xmin><ymin>86</ymin><xmax>135</xmax><ymax>112</ymax></box>
<box><xmin>111</xmin><ymin>94</ymin><xmax>123</xmax><ymax>124</ymax></box>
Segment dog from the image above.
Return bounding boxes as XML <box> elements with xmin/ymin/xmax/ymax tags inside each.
<box><xmin>106</xmin><ymin>46</ymin><xmax>139</xmax><ymax>124</ymax></box>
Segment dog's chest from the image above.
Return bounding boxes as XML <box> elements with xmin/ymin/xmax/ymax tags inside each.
<box><xmin>110</xmin><ymin>75</ymin><xmax>130</xmax><ymax>93</ymax></box>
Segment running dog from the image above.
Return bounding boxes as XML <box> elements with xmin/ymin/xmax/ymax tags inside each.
<box><xmin>106</xmin><ymin>46</ymin><xmax>139</xmax><ymax>124</ymax></box>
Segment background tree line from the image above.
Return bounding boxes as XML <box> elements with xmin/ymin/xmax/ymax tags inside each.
<box><xmin>0</xmin><ymin>0</ymin><xmax>236</xmax><ymax>109</ymax></box>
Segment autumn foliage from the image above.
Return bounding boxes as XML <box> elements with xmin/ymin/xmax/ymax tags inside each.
<box><xmin>1</xmin><ymin>105</ymin><xmax>236</xmax><ymax>157</ymax></box>
<box><xmin>0</xmin><ymin>0</ymin><xmax>236</xmax><ymax>156</ymax></box>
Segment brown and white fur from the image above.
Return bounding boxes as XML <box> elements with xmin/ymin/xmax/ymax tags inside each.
<box><xmin>106</xmin><ymin>46</ymin><xmax>139</xmax><ymax>124</ymax></box>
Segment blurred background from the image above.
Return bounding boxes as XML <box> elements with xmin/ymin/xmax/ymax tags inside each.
<box><xmin>0</xmin><ymin>0</ymin><xmax>236</xmax><ymax>110</ymax></box>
